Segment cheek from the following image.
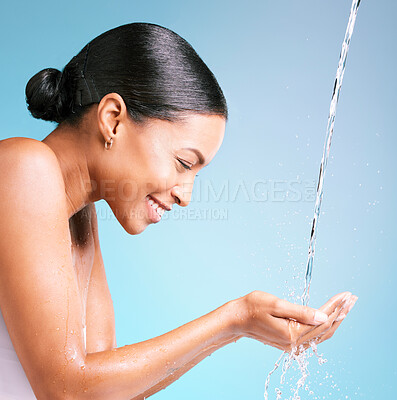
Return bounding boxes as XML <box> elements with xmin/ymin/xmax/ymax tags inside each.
<box><xmin>144</xmin><ymin>163</ymin><xmax>175</xmax><ymax>193</ymax></box>
<box><xmin>116</xmin><ymin>179</ymin><xmax>140</xmax><ymax>201</ymax></box>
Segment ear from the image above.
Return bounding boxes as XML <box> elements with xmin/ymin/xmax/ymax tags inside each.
<box><xmin>96</xmin><ymin>93</ymin><xmax>128</xmax><ymax>143</ymax></box>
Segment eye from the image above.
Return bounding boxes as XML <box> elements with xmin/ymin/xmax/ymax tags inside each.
<box><xmin>178</xmin><ymin>159</ymin><xmax>192</xmax><ymax>171</ymax></box>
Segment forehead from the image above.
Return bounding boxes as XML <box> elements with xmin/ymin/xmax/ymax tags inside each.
<box><xmin>146</xmin><ymin>114</ymin><xmax>225</xmax><ymax>162</ymax></box>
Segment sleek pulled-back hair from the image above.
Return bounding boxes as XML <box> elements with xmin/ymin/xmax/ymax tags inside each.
<box><xmin>25</xmin><ymin>22</ymin><xmax>228</xmax><ymax>125</ymax></box>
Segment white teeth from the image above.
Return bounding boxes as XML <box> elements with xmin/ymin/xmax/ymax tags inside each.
<box><xmin>148</xmin><ymin>196</ymin><xmax>166</xmax><ymax>218</ymax></box>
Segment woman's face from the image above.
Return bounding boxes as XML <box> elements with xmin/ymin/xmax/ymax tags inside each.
<box><xmin>105</xmin><ymin>113</ymin><xmax>225</xmax><ymax>235</ymax></box>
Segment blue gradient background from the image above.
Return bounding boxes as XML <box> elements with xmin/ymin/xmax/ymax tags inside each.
<box><xmin>1</xmin><ymin>1</ymin><xmax>395</xmax><ymax>398</ymax></box>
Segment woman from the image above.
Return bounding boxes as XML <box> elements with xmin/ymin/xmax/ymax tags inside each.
<box><xmin>0</xmin><ymin>23</ymin><xmax>357</xmax><ymax>399</ymax></box>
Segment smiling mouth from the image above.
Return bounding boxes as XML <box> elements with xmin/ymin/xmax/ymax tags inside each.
<box><xmin>146</xmin><ymin>195</ymin><xmax>167</xmax><ymax>218</ymax></box>
<box><xmin>148</xmin><ymin>194</ymin><xmax>172</xmax><ymax>211</ymax></box>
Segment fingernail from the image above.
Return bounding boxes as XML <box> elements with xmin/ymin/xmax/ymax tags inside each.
<box><xmin>314</xmin><ymin>311</ymin><xmax>328</xmax><ymax>324</ymax></box>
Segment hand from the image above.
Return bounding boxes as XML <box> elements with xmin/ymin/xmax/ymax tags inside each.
<box><xmin>287</xmin><ymin>292</ymin><xmax>357</xmax><ymax>354</ymax></box>
<box><xmin>234</xmin><ymin>290</ymin><xmax>357</xmax><ymax>353</ymax></box>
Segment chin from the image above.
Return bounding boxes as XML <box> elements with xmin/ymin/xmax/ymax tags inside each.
<box><xmin>110</xmin><ymin>204</ymin><xmax>149</xmax><ymax>235</ymax></box>
<box><xmin>118</xmin><ymin>214</ymin><xmax>149</xmax><ymax>235</ymax></box>
<box><xmin>123</xmin><ymin>221</ymin><xmax>148</xmax><ymax>235</ymax></box>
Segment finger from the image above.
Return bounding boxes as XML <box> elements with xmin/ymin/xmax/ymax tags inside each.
<box><xmin>272</xmin><ymin>299</ymin><xmax>329</xmax><ymax>326</ymax></box>
<box><xmin>318</xmin><ymin>291</ymin><xmax>352</xmax><ymax>315</ymax></box>
<box><xmin>335</xmin><ymin>295</ymin><xmax>358</xmax><ymax>321</ymax></box>
<box><xmin>306</xmin><ymin>308</ymin><xmax>349</xmax><ymax>348</ymax></box>
<box><xmin>292</xmin><ymin>292</ymin><xmax>353</xmax><ymax>338</ymax></box>
<box><xmin>288</xmin><ymin>297</ymin><xmax>358</xmax><ymax>355</ymax></box>
<box><xmin>295</xmin><ymin>297</ymin><xmax>348</xmax><ymax>346</ymax></box>
<box><xmin>317</xmin><ymin>319</ymin><xmax>343</xmax><ymax>342</ymax></box>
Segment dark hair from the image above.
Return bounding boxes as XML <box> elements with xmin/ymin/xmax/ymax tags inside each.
<box><xmin>25</xmin><ymin>22</ymin><xmax>228</xmax><ymax>125</ymax></box>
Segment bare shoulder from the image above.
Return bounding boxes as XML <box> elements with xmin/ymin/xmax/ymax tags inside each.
<box><xmin>0</xmin><ymin>136</ymin><xmax>54</xmax><ymax>154</ymax></box>
<box><xmin>0</xmin><ymin>137</ymin><xmax>66</xmax><ymax>208</ymax></box>
<box><xmin>0</xmin><ymin>136</ymin><xmax>62</xmax><ymax>174</ymax></box>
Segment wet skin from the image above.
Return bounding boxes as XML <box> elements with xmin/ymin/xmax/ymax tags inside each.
<box><xmin>0</xmin><ymin>93</ymin><xmax>357</xmax><ymax>399</ymax></box>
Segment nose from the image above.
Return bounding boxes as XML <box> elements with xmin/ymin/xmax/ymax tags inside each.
<box><xmin>171</xmin><ymin>180</ymin><xmax>194</xmax><ymax>208</ymax></box>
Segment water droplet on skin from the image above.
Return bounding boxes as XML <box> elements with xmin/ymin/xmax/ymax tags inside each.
<box><xmin>63</xmin><ymin>389</ymin><xmax>67</xmax><ymax>393</ymax></box>
<box><xmin>56</xmin><ymin>327</ymin><xmax>60</xmax><ymax>331</ymax></box>
<box><xmin>80</xmin><ymin>365</ymin><xmax>85</xmax><ymax>370</ymax></box>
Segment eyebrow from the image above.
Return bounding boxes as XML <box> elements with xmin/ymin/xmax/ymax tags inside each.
<box><xmin>183</xmin><ymin>147</ymin><xmax>206</xmax><ymax>165</ymax></box>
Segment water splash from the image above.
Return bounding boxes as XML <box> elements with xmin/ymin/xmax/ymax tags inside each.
<box><xmin>264</xmin><ymin>0</ymin><xmax>361</xmax><ymax>397</ymax></box>
<box><xmin>301</xmin><ymin>0</ymin><xmax>361</xmax><ymax>306</ymax></box>
<box><xmin>264</xmin><ymin>352</ymin><xmax>286</xmax><ymax>399</ymax></box>
<box><xmin>265</xmin><ymin>344</ymin><xmax>325</xmax><ymax>400</ymax></box>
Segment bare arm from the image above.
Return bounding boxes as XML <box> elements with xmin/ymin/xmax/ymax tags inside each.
<box><xmin>128</xmin><ymin>330</ymin><xmax>242</xmax><ymax>400</ymax></box>
<box><xmin>0</xmin><ymin>139</ymin><xmax>355</xmax><ymax>400</ymax></box>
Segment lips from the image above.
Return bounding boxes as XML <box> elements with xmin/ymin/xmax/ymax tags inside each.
<box><xmin>148</xmin><ymin>195</ymin><xmax>172</xmax><ymax>211</ymax></box>
<box><xmin>145</xmin><ymin>195</ymin><xmax>168</xmax><ymax>223</ymax></box>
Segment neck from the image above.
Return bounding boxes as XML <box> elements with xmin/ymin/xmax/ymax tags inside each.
<box><xmin>42</xmin><ymin>122</ymin><xmax>101</xmax><ymax>219</ymax></box>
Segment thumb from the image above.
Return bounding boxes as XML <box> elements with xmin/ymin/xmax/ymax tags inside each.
<box><xmin>272</xmin><ymin>299</ymin><xmax>329</xmax><ymax>325</ymax></box>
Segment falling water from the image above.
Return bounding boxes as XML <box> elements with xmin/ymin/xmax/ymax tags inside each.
<box><xmin>264</xmin><ymin>1</ymin><xmax>361</xmax><ymax>398</ymax></box>
<box><xmin>301</xmin><ymin>0</ymin><xmax>361</xmax><ymax>306</ymax></box>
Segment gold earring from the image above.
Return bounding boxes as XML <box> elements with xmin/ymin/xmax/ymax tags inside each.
<box><xmin>104</xmin><ymin>137</ymin><xmax>113</xmax><ymax>150</ymax></box>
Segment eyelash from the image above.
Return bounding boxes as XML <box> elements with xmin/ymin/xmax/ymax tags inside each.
<box><xmin>177</xmin><ymin>159</ymin><xmax>199</xmax><ymax>177</ymax></box>
<box><xmin>178</xmin><ymin>159</ymin><xmax>192</xmax><ymax>170</ymax></box>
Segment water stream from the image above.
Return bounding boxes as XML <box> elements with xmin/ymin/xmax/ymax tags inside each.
<box><xmin>264</xmin><ymin>1</ymin><xmax>361</xmax><ymax>398</ymax></box>
<box><xmin>301</xmin><ymin>0</ymin><xmax>361</xmax><ymax>307</ymax></box>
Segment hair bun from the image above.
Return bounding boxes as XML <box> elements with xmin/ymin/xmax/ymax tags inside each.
<box><xmin>25</xmin><ymin>68</ymin><xmax>69</xmax><ymax>123</ymax></box>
